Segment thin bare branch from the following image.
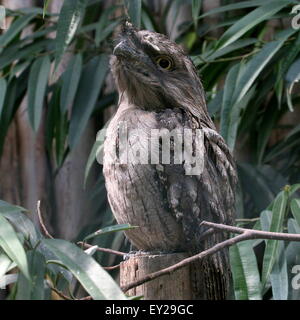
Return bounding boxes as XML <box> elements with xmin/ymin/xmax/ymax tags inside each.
<box><xmin>47</xmin><ymin>282</ymin><xmax>73</xmax><ymax>300</ymax></box>
<box><xmin>122</xmin><ymin>220</ymin><xmax>300</xmax><ymax>292</ymax></box>
<box><xmin>37</xmin><ymin>200</ymin><xmax>53</xmax><ymax>239</ymax></box>
<box><xmin>104</xmin><ymin>264</ymin><xmax>121</xmax><ymax>271</ymax></box>
<box><xmin>77</xmin><ymin>241</ymin><xmax>126</xmax><ymax>257</ymax></box>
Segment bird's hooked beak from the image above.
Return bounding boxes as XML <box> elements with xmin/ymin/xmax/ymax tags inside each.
<box><xmin>113</xmin><ymin>21</ymin><xmax>139</xmax><ymax>58</ymax></box>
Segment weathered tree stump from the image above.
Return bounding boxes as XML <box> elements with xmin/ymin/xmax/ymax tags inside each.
<box><xmin>120</xmin><ymin>253</ymin><xmax>192</xmax><ymax>299</ymax></box>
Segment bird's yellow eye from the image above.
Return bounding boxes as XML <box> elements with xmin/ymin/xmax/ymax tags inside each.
<box><xmin>155</xmin><ymin>56</ymin><xmax>173</xmax><ymax>70</ymax></box>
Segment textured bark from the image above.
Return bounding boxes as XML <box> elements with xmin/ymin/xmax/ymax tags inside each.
<box><xmin>120</xmin><ymin>253</ymin><xmax>192</xmax><ymax>299</ymax></box>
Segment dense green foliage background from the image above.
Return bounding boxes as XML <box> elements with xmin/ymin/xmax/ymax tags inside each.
<box><xmin>0</xmin><ymin>0</ymin><xmax>300</xmax><ymax>300</ymax></box>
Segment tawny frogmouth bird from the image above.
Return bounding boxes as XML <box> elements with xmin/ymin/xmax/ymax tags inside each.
<box><xmin>103</xmin><ymin>22</ymin><xmax>237</xmax><ymax>300</ymax></box>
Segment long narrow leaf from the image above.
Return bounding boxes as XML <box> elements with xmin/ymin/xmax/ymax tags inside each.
<box><xmin>230</xmin><ymin>240</ymin><xmax>262</xmax><ymax>300</ymax></box>
<box><xmin>261</xmin><ymin>190</ymin><xmax>288</xmax><ymax>290</ymax></box>
<box><xmin>233</xmin><ymin>37</ymin><xmax>290</xmax><ymax>105</ymax></box>
<box><xmin>42</xmin><ymin>239</ymin><xmax>127</xmax><ymax>300</ymax></box>
<box><xmin>124</xmin><ymin>0</ymin><xmax>142</xmax><ymax>29</ymax></box>
<box><xmin>16</xmin><ymin>251</ymin><xmax>46</xmax><ymax>300</ymax></box>
<box><xmin>0</xmin><ymin>14</ymin><xmax>35</xmax><ymax>49</ymax></box>
<box><xmin>197</xmin><ymin>0</ymin><xmax>276</xmax><ymax>20</ymax></box>
<box><xmin>270</xmin><ymin>241</ymin><xmax>288</xmax><ymax>300</ymax></box>
<box><xmin>0</xmin><ymin>253</ymin><xmax>14</xmax><ymax>279</ymax></box>
<box><xmin>0</xmin><ymin>78</ymin><xmax>7</xmax><ymax>119</ymax></box>
<box><xmin>28</xmin><ymin>56</ymin><xmax>51</xmax><ymax>131</ymax></box>
<box><xmin>69</xmin><ymin>54</ymin><xmax>109</xmax><ymax>148</ymax></box>
<box><xmin>220</xmin><ymin>63</ymin><xmax>242</xmax><ymax>143</ymax></box>
<box><xmin>83</xmin><ymin>223</ymin><xmax>138</xmax><ymax>241</ymax></box>
<box><xmin>217</xmin><ymin>1</ymin><xmax>292</xmax><ymax>50</ymax></box>
<box><xmin>55</xmin><ymin>0</ymin><xmax>87</xmax><ymax>69</ymax></box>
<box><xmin>192</xmin><ymin>0</ymin><xmax>202</xmax><ymax>29</ymax></box>
<box><xmin>291</xmin><ymin>199</ymin><xmax>300</xmax><ymax>227</ymax></box>
<box><xmin>0</xmin><ymin>215</ymin><xmax>30</xmax><ymax>280</ymax></box>
<box><xmin>60</xmin><ymin>53</ymin><xmax>82</xmax><ymax>113</ymax></box>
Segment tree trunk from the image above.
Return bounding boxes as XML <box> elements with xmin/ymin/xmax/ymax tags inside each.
<box><xmin>0</xmin><ymin>0</ymin><xmax>98</xmax><ymax>240</ymax></box>
<box><xmin>120</xmin><ymin>253</ymin><xmax>192</xmax><ymax>299</ymax></box>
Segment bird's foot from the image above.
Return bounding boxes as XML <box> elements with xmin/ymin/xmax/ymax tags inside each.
<box><xmin>124</xmin><ymin>249</ymin><xmax>182</xmax><ymax>260</ymax></box>
<box><xmin>123</xmin><ymin>250</ymin><xmax>150</xmax><ymax>260</ymax></box>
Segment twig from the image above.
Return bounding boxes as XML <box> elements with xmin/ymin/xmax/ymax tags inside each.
<box><xmin>121</xmin><ymin>220</ymin><xmax>300</xmax><ymax>292</ymax></box>
<box><xmin>104</xmin><ymin>264</ymin><xmax>121</xmax><ymax>271</ymax></box>
<box><xmin>47</xmin><ymin>282</ymin><xmax>73</xmax><ymax>300</ymax></box>
<box><xmin>37</xmin><ymin>200</ymin><xmax>53</xmax><ymax>239</ymax></box>
<box><xmin>79</xmin><ymin>295</ymin><xmax>93</xmax><ymax>300</ymax></box>
<box><xmin>47</xmin><ymin>281</ymin><xmax>93</xmax><ymax>300</ymax></box>
<box><xmin>201</xmin><ymin>221</ymin><xmax>300</xmax><ymax>241</ymax></box>
<box><xmin>77</xmin><ymin>241</ymin><xmax>126</xmax><ymax>256</ymax></box>
<box><xmin>236</xmin><ymin>218</ymin><xmax>260</xmax><ymax>223</ymax></box>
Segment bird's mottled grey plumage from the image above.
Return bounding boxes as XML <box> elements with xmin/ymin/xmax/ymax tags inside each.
<box><xmin>103</xmin><ymin>23</ymin><xmax>237</xmax><ymax>300</ymax></box>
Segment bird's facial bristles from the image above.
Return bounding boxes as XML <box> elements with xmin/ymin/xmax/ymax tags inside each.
<box><xmin>110</xmin><ymin>27</ymin><xmax>208</xmax><ymax>117</ymax></box>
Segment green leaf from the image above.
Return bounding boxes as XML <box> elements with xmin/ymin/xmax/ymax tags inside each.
<box><xmin>0</xmin><ymin>14</ymin><xmax>36</xmax><ymax>49</ymax></box>
<box><xmin>222</xmin><ymin>82</ymin><xmax>256</xmax><ymax>151</ymax></box>
<box><xmin>69</xmin><ymin>54</ymin><xmax>109</xmax><ymax>149</ymax></box>
<box><xmin>192</xmin><ymin>0</ymin><xmax>202</xmax><ymax>29</ymax></box>
<box><xmin>270</xmin><ymin>241</ymin><xmax>288</xmax><ymax>300</ymax></box>
<box><xmin>230</xmin><ymin>240</ymin><xmax>262</xmax><ymax>300</ymax></box>
<box><xmin>216</xmin><ymin>1</ymin><xmax>292</xmax><ymax>50</ymax></box>
<box><xmin>217</xmin><ymin>30</ymin><xmax>291</xmax><ymax>151</ymax></box>
<box><xmin>141</xmin><ymin>10</ymin><xmax>155</xmax><ymax>32</ymax></box>
<box><xmin>286</xmin><ymin>58</ymin><xmax>300</xmax><ymax>84</ymax></box>
<box><xmin>83</xmin><ymin>223</ymin><xmax>138</xmax><ymax>241</ymax></box>
<box><xmin>0</xmin><ymin>39</ymin><xmax>54</xmax><ymax>70</ymax></box>
<box><xmin>95</xmin><ymin>6</ymin><xmax>120</xmax><ymax>47</ymax></box>
<box><xmin>0</xmin><ymin>215</ymin><xmax>30</xmax><ymax>280</ymax></box>
<box><xmin>42</xmin><ymin>239</ymin><xmax>127</xmax><ymax>300</ymax></box>
<box><xmin>0</xmin><ymin>78</ymin><xmax>7</xmax><ymax>119</ymax></box>
<box><xmin>43</xmin><ymin>0</ymin><xmax>51</xmax><ymax>18</ymax></box>
<box><xmin>16</xmin><ymin>251</ymin><xmax>46</xmax><ymax>300</ymax></box>
<box><xmin>84</xmin><ymin>138</ymin><xmax>102</xmax><ymax>187</ymax></box>
<box><xmin>206</xmin><ymin>38</ymin><xmax>258</xmax><ymax>62</ymax></box>
<box><xmin>95</xmin><ymin>20</ymin><xmax>120</xmax><ymax>47</ymax></box>
<box><xmin>55</xmin><ymin>0</ymin><xmax>87</xmax><ymax>69</ymax></box>
<box><xmin>124</xmin><ymin>0</ymin><xmax>142</xmax><ymax>29</ymax></box>
<box><xmin>238</xmin><ymin>164</ymin><xmax>275</xmax><ymax>212</ymax></box>
<box><xmin>60</xmin><ymin>53</ymin><xmax>82</xmax><ymax>113</ymax></box>
<box><xmin>256</xmin><ymin>105</ymin><xmax>281</xmax><ymax>164</ymax></box>
<box><xmin>233</xmin><ymin>38</ymin><xmax>288</xmax><ymax>105</ymax></box>
<box><xmin>260</xmin><ymin>210</ymin><xmax>272</xmax><ymax>231</ymax></box>
<box><xmin>286</xmin><ymin>219</ymin><xmax>300</xmax><ymax>265</ymax></box>
<box><xmin>84</xmin><ymin>121</ymin><xmax>111</xmax><ymax>186</ymax></box>
<box><xmin>276</xmin><ymin>31</ymin><xmax>300</xmax><ymax>87</ymax></box>
<box><xmin>0</xmin><ymin>203</ymin><xmax>41</xmax><ymax>248</ymax></box>
<box><xmin>286</xmin><ymin>219</ymin><xmax>300</xmax><ymax>279</ymax></box>
<box><xmin>0</xmin><ymin>253</ymin><xmax>15</xmax><ymax>279</ymax></box>
<box><xmin>286</xmin><ymin>219</ymin><xmax>300</xmax><ymax>300</ymax></box>
<box><xmin>197</xmin><ymin>0</ymin><xmax>274</xmax><ymax>20</ymax></box>
<box><xmin>0</xmin><ymin>201</ymin><xmax>27</xmax><ymax>215</ymax></box>
<box><xmin>261</xmin><ymin>190</ymin><xmax>288</xmax><ymax>291</ymax></box>
<box><xmin>220</xmin><ymin>63</ymin><xmax>241</xmax><ymax>140</ymax></box>
<box><xmin>289</xmin><ymin>184</ymin><xmax>300</xmax><ymax>196</ymax></box>
<box><xmin>207</xmin><ymin>89</ymin><xmax>223</xmax><ymax>116</ymax></box>
<box><xmin>0</xmin><ymin>72</ymin><xmax>28</xmax><ymax>156</ymax></box>
<box><xmin>265</xmin><ymin>124</ymin><xmax>300</xmax><ymax>162</ymax></box>
<box><xmin>285</xmin><ymin>58</ymin><xmax>300</xmax><ymax>112</ymax></box>
<box><xmin>291</xmin><ymin>199</ymin><xmax>300</xmax><ymax>227</ymax></box>
<box><xmin>28</xmin><ymin>56</ymin><xmax>51</xmax><ymax>131</ymax></box>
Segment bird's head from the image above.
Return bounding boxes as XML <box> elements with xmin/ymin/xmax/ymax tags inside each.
<box><xmin>110</xmin><ymin>22</ymin><xmax>210</xmax><ymax>120</ymax></box>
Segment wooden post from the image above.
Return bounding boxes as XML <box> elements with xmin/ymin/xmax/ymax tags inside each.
<box><xmin>120</xmin><ymin>253</ymin><xmax>192</xmax><ymax>299</ymax></box>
